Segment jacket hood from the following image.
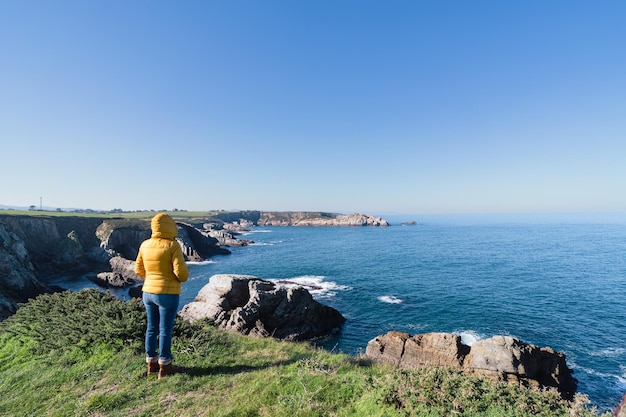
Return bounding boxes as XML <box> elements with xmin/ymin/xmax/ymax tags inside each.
<box><xmin>151</xmin><ymin>213</ymin><xmax>178</xmax><ymax>239</ymax></box>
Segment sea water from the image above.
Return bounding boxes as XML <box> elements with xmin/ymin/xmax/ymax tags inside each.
<box><xmin>181</xmin><ymin>217</ymin><xmax>626</xmax><ymax>412</ymax></box>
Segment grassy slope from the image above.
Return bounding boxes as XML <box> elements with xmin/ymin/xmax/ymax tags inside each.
<box><xmin>0</xmin><ymin>210</ymin><xmax>220</xmax><ymax>220</ymax></box>
<box><xmin>0</xmin><ymin>290</ymin><xmax>608</xmax><ymax>417</ymax></box>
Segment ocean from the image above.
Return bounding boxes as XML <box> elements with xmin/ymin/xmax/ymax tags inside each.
<box><xmin>58</xmin><ymin>214</ymin><xmax>626</xmax><ymax>411</ymax></box>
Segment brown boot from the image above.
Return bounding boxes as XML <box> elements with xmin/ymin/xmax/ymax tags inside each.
<box><xmin>158</xmin><ymin>362</ymin><xmax>184</xmax><ymax>379</ymax></box>
<box><xmin>147</xmin><ymin>357</ymin><xmax>159</xmax><ymax>376</ymax></box>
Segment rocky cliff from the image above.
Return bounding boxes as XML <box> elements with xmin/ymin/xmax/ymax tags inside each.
<box><xmin>0</xmin><ymin>222</ymin><xmax>50</xmax><ymax>319</ymax></box>
<box><xmin>0</xmin><ymin>214</ymin><xmax>232</xmax><ymax>319</ymax></box>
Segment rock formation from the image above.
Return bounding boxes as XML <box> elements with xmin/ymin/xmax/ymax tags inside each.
<box><xmin>89</xmin><ymin>272</ymin><xmax>136</xmax><ymax>288</ymax></box>
<box><xmin>176</xmin><ymin>223</ymin><xmax>231</xmax><ymax>260</ymax></box>
<box><xmin>257</xmin><ymin>212</ymin><xmax>389</xmax><ymax>227</ymax></box>
<box><xmin>179</xmin><ymin>274</ymin><xmax>346</xmax><ymax>341</ymax></box>
<box><xmin>365</xmin><ymin>331</ymin><xmax>577</xmax><ymax>400</ymax></box>
<box><xmin>0</xmin><ymin>223</ymin><xmax>50</xmax><ymax>319</ymax></box>
<box><xmin>0</xmin><ymin>214</ymin><xmax>238</xmax><ymax>319</ymax></box>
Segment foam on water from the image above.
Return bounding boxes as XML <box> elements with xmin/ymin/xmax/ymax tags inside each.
<box><xmin>455</xmin><ymin>330</ymin><xmax>485</xmax><ymax>346</ymax></box>
<box><xmin>187</xmin><ymin>260</ymin><xmax>216</xmax><ymax>266</ymax></box>
<box><xmin>377</xmin><ymin>295</ymin><xmax>403</xmax><ymax>304</ymax></box>
<box><xmin>572</xmin><ymin>362</ymin><xmax>621</xmax><ymax>381</ymax></box>
<box><xmin>617</xmin><ymin>366</ymin><xmax>626</xmax><ymax>386</ymax></box>
<box><xmin>271</xmin><ymin>275</ymin><xmax>352</xmax><ymax>299</ymax></box>
<box><xmin>589</xmin><ymin>347</ymin><xmax>626</xmax><ymax>358</ymax></box>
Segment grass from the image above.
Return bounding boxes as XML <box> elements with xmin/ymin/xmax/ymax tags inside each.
<box><xmin>0</xmin><ymin>290</ymin><xmax>611</xmax><ymax>417</ymax></box>
<box><xmin>0</xmin><ymin>209</ymin><xmax>221</xmax><ymax>220</ymax></box>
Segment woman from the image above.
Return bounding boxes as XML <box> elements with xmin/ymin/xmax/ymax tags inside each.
<box><xmin>135</xmin><ymin>212</ymin><xmax>189</xmax><ymax>379</ymax></box>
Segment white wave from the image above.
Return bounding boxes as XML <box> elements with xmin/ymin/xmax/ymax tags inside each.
<box><xmin>569</xmin><ymin>360</ymin><xmax>624</xmax><ymax>383</ymax></box>
<box><xmin>378</xmin><ymin>295</ymin><xmax>403</xmax><ymax>304</ymax></box>
<box><xmin>187</xmin><ymin>260</ymin><xmax>216</xmax><ymax>265</ymax></box>
<box><xmin>395</xmin><ymin>323</ymin><xmax>428</xmax><ymax>332</ymax></box>
<box><xmin>249</xmin><ymin>242</ymin><xmax>275</xmax><ymax>246</ymax></box>
<box><xmin>244</xmin><ymin>229</ymin><xmax>273</xmax><ymax>234</ymax></box>
<box><xmin>618</xmin><ymin>366</ymin><xmax>626</xmax><ymax>387</ymax></box>
<box><xmin>271</xmin><ymin>275</ymin><xmax>351</xmax><ymax>299</ymax></box>
<box><xmin>576</xmin><ymin>365</ymin><xmax>616</xmax><ymax>380</ymax></box>
<box><xmin>454</xmin><ymin>330</ymin><xmax>485</xmax><ymax>346</ymax></box>
<box><xmin>589</xmin><ymin>347</ymin><xmax>626</xmax><ymax>357</ymax></box>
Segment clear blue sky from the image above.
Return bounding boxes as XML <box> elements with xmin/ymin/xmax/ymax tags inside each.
<box><xmin>1</xmin><ymin>1</ymin><xmax>625</xmax><ymax>215</ymax></box>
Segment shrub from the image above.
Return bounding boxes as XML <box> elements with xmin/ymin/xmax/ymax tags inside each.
<box><xmin>1</xmin><ymin>289</ymin><xmax>147</xmax><ymax>354</ymax></box>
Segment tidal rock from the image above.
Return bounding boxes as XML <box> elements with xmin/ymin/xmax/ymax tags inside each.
<box><xmin>179</xmin><ymin>274</ymin><xmax>346</xmax><ymax>341</ymax></box>
<box><xmin>365</xmin><ymin>331</ymin><xmax>577</xmax><ymax>399</ymax></box>
<box><xmin>89</xmin><ymin>272</ymin><xmax>135</xmax><ymax>288</ymax></box>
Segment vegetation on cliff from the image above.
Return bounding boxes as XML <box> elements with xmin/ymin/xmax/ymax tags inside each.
<box><xmin>0</xmin><ymin>290</ymin><xmax>608</xmax><ymax>416</ymax></box>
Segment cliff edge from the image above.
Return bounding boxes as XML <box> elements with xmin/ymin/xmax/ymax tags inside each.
<box><xmin>0</xmin><ymin>214</ymin><xmax>229</xmax><ymax>319</ymax></box>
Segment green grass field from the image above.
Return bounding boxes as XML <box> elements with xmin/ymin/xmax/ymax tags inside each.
<box><xmin>0</xmin><ymin>290</ymin><xmax>609</xmax><ymax>417</ymax></box>
<box><xmin>0</xmin><ymin>209</ymin><xmax>221</xmax><ymax>219</ymax></box>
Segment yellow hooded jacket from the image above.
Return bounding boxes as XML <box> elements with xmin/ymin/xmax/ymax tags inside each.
<box><xmin>135</xmin><ymin>213</ymin><xmax>189</xmax><ymax>295</ymax></box>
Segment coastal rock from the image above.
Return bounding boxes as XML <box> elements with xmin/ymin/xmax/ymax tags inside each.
<box><xmin>97</xmin><ymin>222</ymin><xmax>150</xmax><ymax>260</ymax></box>
<box><xmin>366</xmin><ymin>332</ymin><xmax>468</xmax><ymax>370</ymax></box>
<box><xmin>0</xmin><ymin>214</ymin><xmax>245</xmax><ymax>320</ymax></box>
<box><xmin>89</xmin><ymin>272</ymin><xmax>135</xmax><ymax>288</ymax></box>
<box><xmin>1</xmin><ymin>215</ymin><xmax>106</xmax><ymax>275</ymax></box>
<box><xmin>177</xmin><ymin>223</ymin><xmax>231</xmax><ymax>259</ymax></box>
<box><xmin>179</xmin><ymin>274</ymin><xmax>346</xmax><ymax>341</ymax></box>
<box><xmin>464</xmin><ymin>336</ymin><xmax>576</xmax><ymax>397</ymax></box>
<box><xmin>207</xmin><ymin>229</ymin><xmax>253</xmax><ymax>247</ymax></box>
<box><xmin>0</xmin><ymin>222</ymin><xmax>49</xmax><ymax>319</ymax></box>
<box><xmin>365</xmin><ymin>331</ymin><xmax>577</xmax><ymax>399</ymax></box>
<box><xmin>108</xmin><ymin>255</ymin><xmax>140</xmax><ymax>281</ymax></box>
<box><xmin>404</xmin><ymin>332</ymin><xmax>469</xmax><ymax>369</ymax></box>
<box><xmin>257</xmin><ymin>212</ymin><xmax>389</xmax><ymax>227</ymax></box>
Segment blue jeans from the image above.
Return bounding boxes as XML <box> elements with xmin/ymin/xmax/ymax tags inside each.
<box><xmin>143</xmin><ymin>292</ymin><xmax>180</xmax><ymax>362</ymax></box>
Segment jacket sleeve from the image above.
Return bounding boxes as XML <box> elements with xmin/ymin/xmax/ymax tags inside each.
<box><xmin>134</xmin><ymin>247</ymin><xmax>146</xmax><ymax>278</ymax></box>
<box><xmin>172</xmin><ymin>243</ymin><xmax>189</xmax><ymax>282</ymax></box>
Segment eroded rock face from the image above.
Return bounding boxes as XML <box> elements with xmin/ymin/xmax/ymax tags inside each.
<box><xmin>0</xmin><ymin>223</ymin><xmax>48</xmax><ymax>319</ymax></box>
<box><xmin>464</xmin><ymin>335</ymin><xmax>576</xmax><ymax>396</ymax></box>
<box><xmin>2</xmin><ymin>215</ymin><xmax>106</xmax><ymax>275</ymax></box>
<box><xmin>366</xmin><ymin>332</ymin><xmax>468</xmax><ymax>370</ymax></box>
<box><xmin>179</xmin><ymin>274</ymin><xmax>346</xmax><ymax>341</ymax></box>
<box><xmin>177</xmin><ymin>223</ymin><xmax>232</xmax><ymax>259</ymax></box>
<box><xmin>0</xmin><ymin>215</ymin><xmax>242</xmax><ymax>319</ymax></box>
<box><xmin>365</xmin><ymin>331</ymin><xmax>577</xmax><ymax>399</ymax></box>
